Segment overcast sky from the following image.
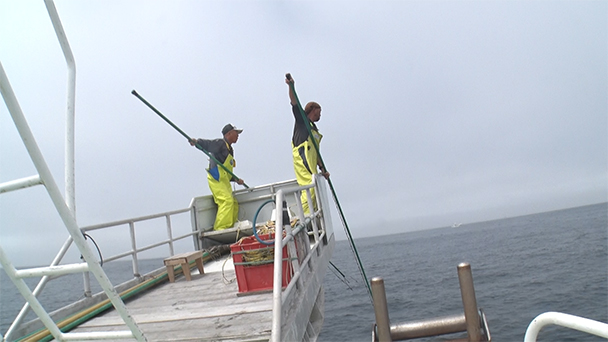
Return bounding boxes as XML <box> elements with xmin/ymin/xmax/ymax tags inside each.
<box><xmin>1</xmin><ymin>0</ymin><xmax>606</xmax><ymax>267</ymax></box>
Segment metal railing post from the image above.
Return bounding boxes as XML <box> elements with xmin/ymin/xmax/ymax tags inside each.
<box><xmin>371</xmin><ymin>277</ymin><xmax>392</xmax><ymax>342</ymax></box>
<box><xmin>270</xmin><ymin>190</ymin><xmax>285</xmax><ymax>342</ymax></box>
<box><xmin>83</xmin><ymin>271</ymin><xmax>92</xmax><ymax>297</ymax></box>
<box><xmin>129</xmin><ymin>222</ymin><xmax>140</xmax><ymax>277</ymax></box>
<box><xmin>457</xmin><ymin>263</ymin><xmax>482</xmax><ymax>341</ymax></box>
<box><xmin>293</xmin><ymin>191</ymin><xmax>305</xmax><ymax>223</ymax></box>
<box><xmin>43</xmin><ymin>0</ymin><xmax>76</xmax><ymax>217</ymax></box>
<box><xmin>166</xmin><ymin>214</ymin><xmax>175</xmax><ymax>256</ymax></box>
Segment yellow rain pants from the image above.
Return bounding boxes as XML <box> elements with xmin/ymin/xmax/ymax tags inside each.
<box><xmin>292</xmin><ymin>130</ymin><xmax>322</xmax><ymax>215</ymax></box>
<box><xmin>207</xmin><ymin>154</ymin><xmax>238</xmax><ymax>230</ymax></box>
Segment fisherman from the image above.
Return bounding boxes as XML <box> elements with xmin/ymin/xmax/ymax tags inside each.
<box><xmin>285</xmin><ymin>74</ymin><xmax>330</xmax><ymax>215</ymax></box>
<box><xmin>189</xmin><ymin>124</ymin><xmax>245</xmax><ymax>230</ymax></box>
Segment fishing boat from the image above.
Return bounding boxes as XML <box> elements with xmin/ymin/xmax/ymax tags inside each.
<box><xmin>4</xmin><ymin>71</ymin><xmax>334</xmax><ymax>340</ymax></box>
<box><xmin>1</xmin><ymin>174</ymin><xmax>334</xmax><ymax>342</ymax></box>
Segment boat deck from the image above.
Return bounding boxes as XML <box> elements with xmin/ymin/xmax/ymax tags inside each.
<box><xmin>70</xmin><ymin>257</ymin><xmax>274</xmax><ymax>341</ymax></box>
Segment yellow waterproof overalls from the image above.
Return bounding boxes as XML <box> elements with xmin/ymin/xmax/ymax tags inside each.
<box><xmin>207</xmin><ymin>148</ymin><xmax>238</xmax><ymax>230</ymax></box>
<box><xmin>292</xmin><ymin>129</ymin><xmax>322</xmax><ymax>215</ymax></box>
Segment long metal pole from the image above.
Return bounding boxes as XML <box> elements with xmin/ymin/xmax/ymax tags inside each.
<box><xmin>44</xmin><ymin>0</ymin><xmax>77</xmax><ymax>216</ymax></box>
<box><xmin>270</xmin><ymin>190</ymin><xmax>285</xmax><ymax>342</ymax></box>
<box><xmin>371</xmin><ymin>277</ymin><xmax>392</xmax><ymax>342</ymax></box>
<box><xmin>43</xmin><ymin>0</ymin><xmax>89</xmax><ymax>306</ymax></box>
<box><xmin>131</xmin><ymin>90</ymin><xmax>249</xmax><ymax>188</ymax></box>
<box><xmin>457</xmin><ymin>263</ymin><xmax>482</xmax><ymax>342</ymax></box>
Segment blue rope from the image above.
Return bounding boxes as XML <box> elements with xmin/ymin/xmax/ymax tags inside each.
<box><xmin>252</xmin><ymin>199</ymin><xmax>275</xmax><ymax>245</ymax></box>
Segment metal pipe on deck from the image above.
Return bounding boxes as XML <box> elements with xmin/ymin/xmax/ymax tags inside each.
<box><xmin>371</xmin><ymin>277</ymin><xmax>392</xmax><ymax>342</ymax></box>
<box><xmin>457</xmin><ymin>263</ymin><xmax>482</xmax><ymax>341</ymax></box>
<box><xmin>270</xmin><ymin>190</ymin><xmax>285</xmax><ymax>342</ymax></box>
<box><xmin>391</xmin><ymin>314</ymin><xmax>467</xmax><ymax>340</ymax></box>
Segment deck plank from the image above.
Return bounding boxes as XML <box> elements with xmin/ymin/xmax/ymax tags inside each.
<box><xmin>69</xmin><ymin>257</ymin><xmax>274</xmax><ymax>341</ymax></box>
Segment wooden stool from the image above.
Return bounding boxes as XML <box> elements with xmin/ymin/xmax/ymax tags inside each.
<box><xmin>164</xmin><ymin>250</ymin><xmax>204</xmax><ymax>283</ymax></box>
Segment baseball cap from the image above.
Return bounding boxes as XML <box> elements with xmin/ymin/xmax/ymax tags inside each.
<box><xmin>222</xmin><ymin>124</ymin><xmax>243</xmax><ymax>135</ymax></box>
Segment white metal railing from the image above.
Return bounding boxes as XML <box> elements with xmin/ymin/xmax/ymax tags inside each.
<box><xmin>524</xmin><ymin>312</ymin><xmax>608</xmax><ymax>342</ymax></box>
<box><xmin>270</xmin><ymin>176</ymin><xmax>329</xmax><ymax>342</ymax></box>
<box><xmin>43</xmin><ymin>0</ymin><xmax>77</xmax><ymax>216</ymax></box>
<box><xmin>80</xmin><ymin>207</ymin><xmax>195</xmax><ymax>274</ymax></box>
<box><xmin>4</xmin><ymin>236</ymin><xmax>75</xmax><ymax>340</ymax></box>
<box><xmin>4</xmin><ymin>205</ymin><xmax>196</xmax><ymax>339</ymax></box>
<box><xmin>1</xmin><ymin>59</ymin><xmax>146</xmax><ymax>341</ymax></box>
<box><xmin>1</xmin><ymin>1</ymin><xmax>148</xmax><ymax>339</ymax></box>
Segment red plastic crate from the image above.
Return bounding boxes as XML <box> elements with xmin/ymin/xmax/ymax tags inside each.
<box><xmin>230</xmin><ymin>234</ymin><xmax>293</xmax><ymax>294</ymax></box>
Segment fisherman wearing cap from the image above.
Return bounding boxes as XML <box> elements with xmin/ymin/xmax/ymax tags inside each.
<box><xmin>189</xmin><ymin>124</ymin><xmax>245</xmax><ymax>230</ymax></box>
<box><xmin>285</xmin><ymin>75</ymin><xmax>330</xmax><ymax>215</ymax></box>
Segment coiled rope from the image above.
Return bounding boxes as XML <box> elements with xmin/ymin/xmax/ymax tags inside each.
<box><xmin>286</xmin><ymin>73</ymin><xmax>373</xmax><ymax>304</ymax></box>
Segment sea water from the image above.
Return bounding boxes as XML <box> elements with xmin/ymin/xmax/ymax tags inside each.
<box><xmin>319</xmin><ymin>202</ymin><xmax>607</xmax><ymax>342</ymax></box>
<box><xmin>1</xmin><ymin>203</ymin><xmax>606</xmax><ymax>341</ymax></box>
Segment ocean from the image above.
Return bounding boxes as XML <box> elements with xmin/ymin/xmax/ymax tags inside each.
<box><xmin>1</xmin><ymin>203</ymin><xmax>606</xmax><ymax>341</ymax></box>
<box><xmin>318</xmin><ymin>202</ymin><xmax>607</xmax><ymax>342</ymax></box>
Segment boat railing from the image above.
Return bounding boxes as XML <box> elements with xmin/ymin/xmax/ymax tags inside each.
<box><xmin>269</xmin><ymin>175</ymin><xmax>332</xmax><ymax>342</ymax></box>
<box><xmin>1</xmin><ymin>1</ymin><xmax>147</xmax><ymax>339</ymax></box>
<box><xmin>80</xmin><ymin>206</ymin><xmax>196</xmax><ymax>279</ymax></box>
<box><xmin>370</xmin><ymin>263</ymin><xmax>492</xmax><ymax>342</ymax></box>
<box><xmin>2</xmin><ymin>204</ymin><xmax>195</xmax><ymax>339</ymax></box>
<box><xmin>524</xmin><ymin>312</ymin><xmax>608</xmax><ymax>341</ymax></box>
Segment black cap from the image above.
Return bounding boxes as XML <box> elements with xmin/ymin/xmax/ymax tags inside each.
<box><xmin>222</xmin><ymin>124</ymin><xmax>243</xmax><ymax>135</ymax></box>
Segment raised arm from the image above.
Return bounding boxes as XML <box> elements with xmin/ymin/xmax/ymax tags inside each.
<box><xmin>285</xmin><ymin>73</ymin><xmax>297</xmax><ymax>106</ymax></box>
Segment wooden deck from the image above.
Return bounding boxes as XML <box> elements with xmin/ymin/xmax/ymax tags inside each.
<box><xmin>70</xmin><ymin>257</ymin><xmax>274</xmax><ymax>341</ymax></box>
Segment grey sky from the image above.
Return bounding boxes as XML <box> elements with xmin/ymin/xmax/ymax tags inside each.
<box><xmin>1</xmin><ymin>0</ymin><xmax>606</xmax><ymax>267</ymax></box>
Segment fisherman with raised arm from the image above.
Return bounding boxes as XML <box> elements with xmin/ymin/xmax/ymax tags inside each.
<box><xmin>189</xmin><ymin>124</ymin><xmax>245</xmax><ymax>230</ymax></box>
<box><xmin>285</xmin><ymin>74</ymin><xmax>329</xmax><ymax>215</ymax></box>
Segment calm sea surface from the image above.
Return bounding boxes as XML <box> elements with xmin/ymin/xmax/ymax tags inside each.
<box><xmin>1</xmin><ymin>203</ymin><xmax>606</xmax><ymax>341</ymax></box>
<box><xmin>319</xmin><ymin>203</ymin><xmax>607</xmax><ymax>342</ymax></box>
